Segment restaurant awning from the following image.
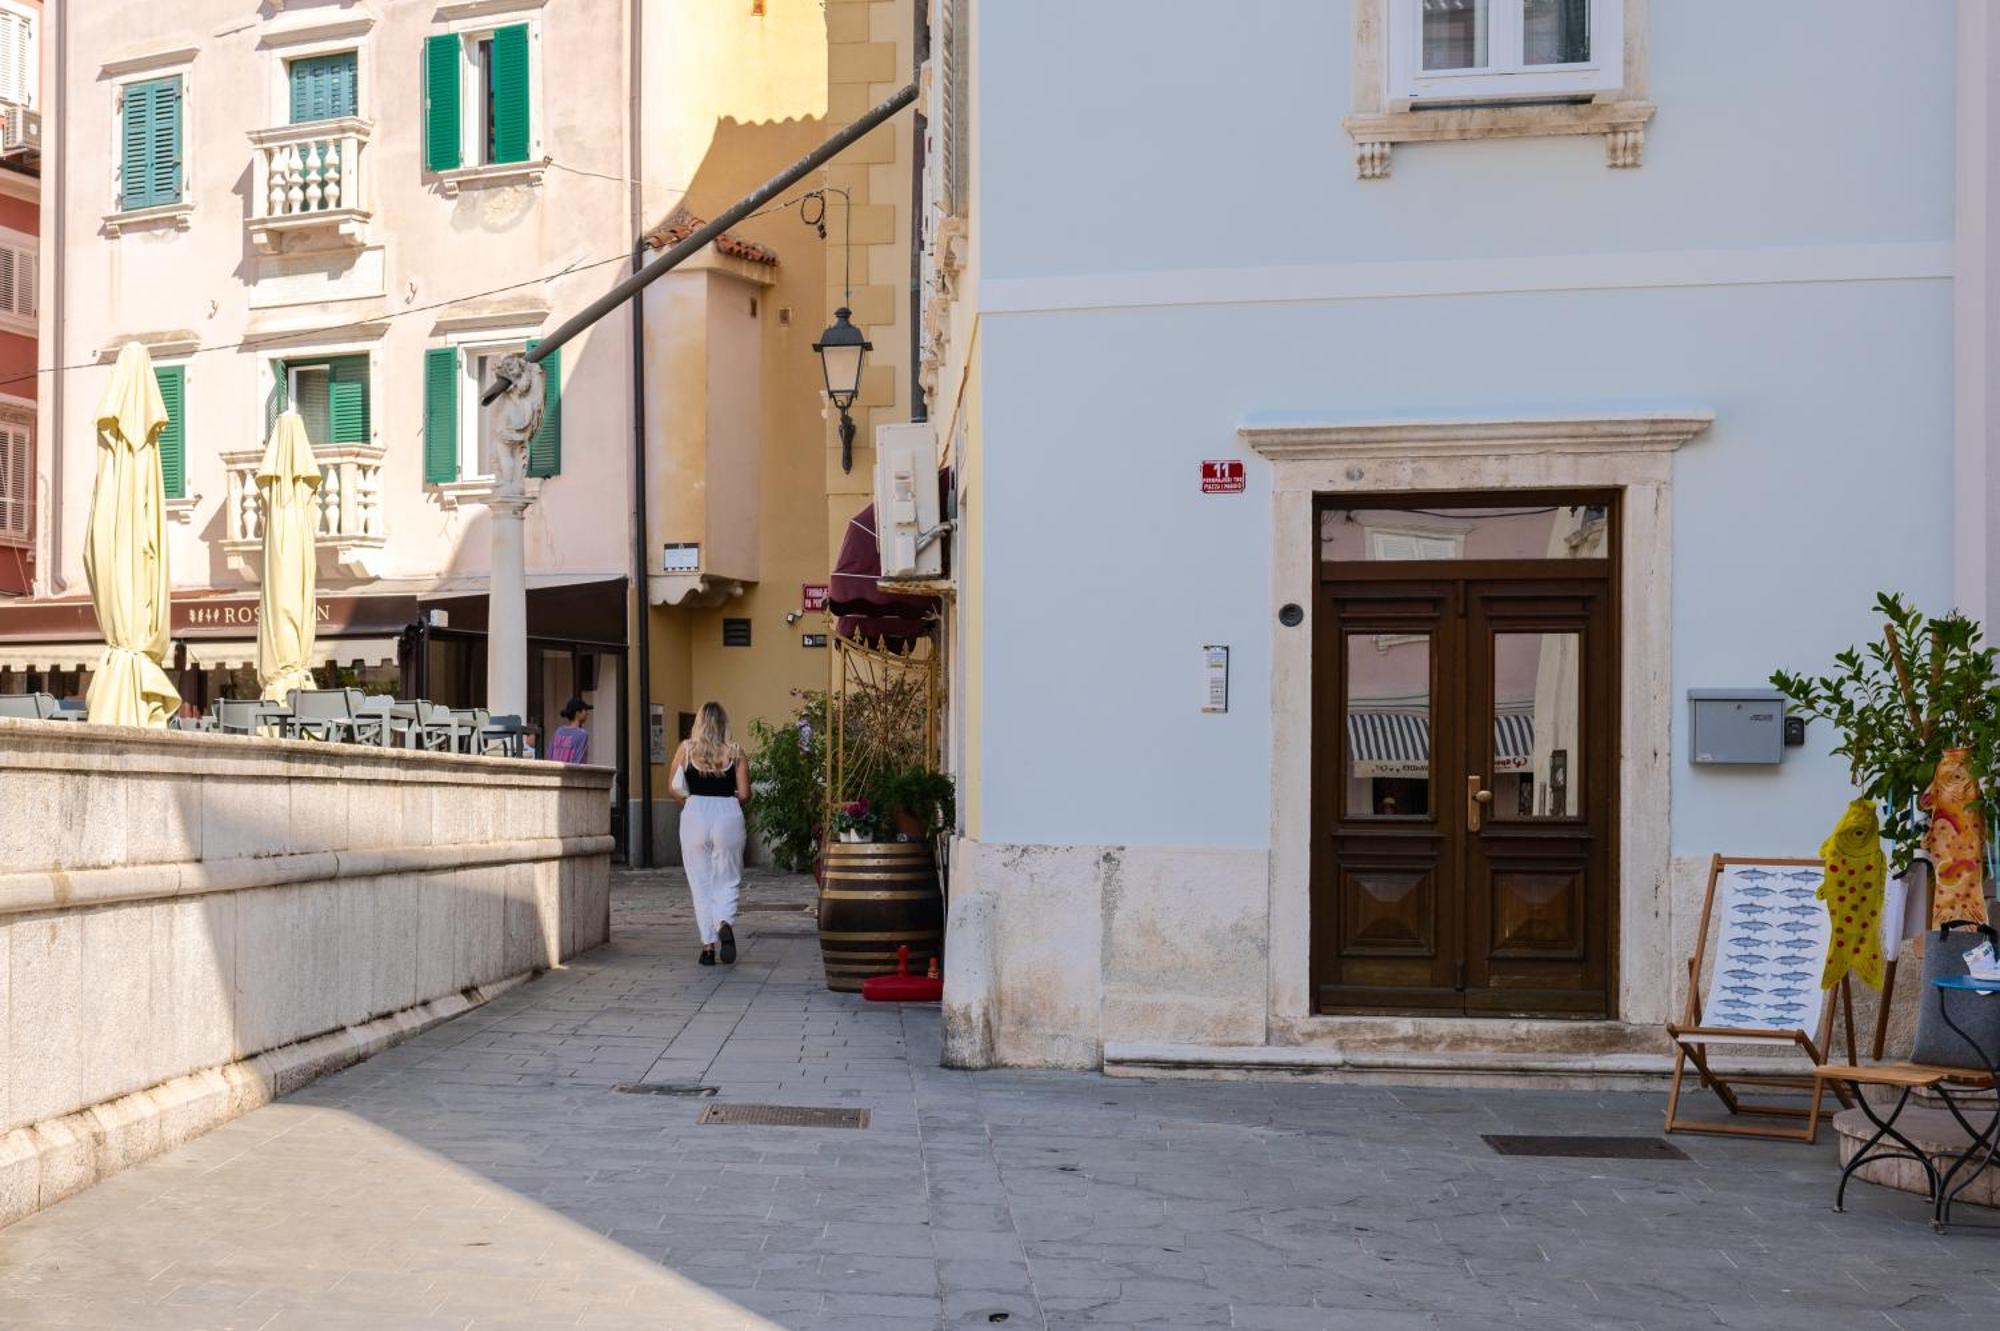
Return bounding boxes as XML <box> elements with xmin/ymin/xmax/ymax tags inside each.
<box><xmin>183</xmin><ymin>636</ymin><xmax>401</xmax><ymax>672</ymax></box>
<box><xmin>829</xmin><ymin>502</ymin><xmax>934</xmax><ymax>643</ymax></box>
<box><xmin>1347</xmin><ymin>707</ymin><xmax>1536</xmax><ymax>778</ymax></box>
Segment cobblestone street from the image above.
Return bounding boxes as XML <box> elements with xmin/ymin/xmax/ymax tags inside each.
<box><xmin>0</xmin><ymin>868</ymin><xmax>1985</xmax><ymax>1330</ymax></box>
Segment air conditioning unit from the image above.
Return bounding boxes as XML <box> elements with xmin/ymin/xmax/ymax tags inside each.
<box><xmin>873</xmin><ymin>421</ymin><xmax>943</xmax><ymax>579</ymax></box>
<box><xmin>1</xmin><ymin>105</ymin><xmax>38</xmax><ymax>157</ymax></box>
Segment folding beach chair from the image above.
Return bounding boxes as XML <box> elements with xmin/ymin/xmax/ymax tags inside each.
<box><xmin>1665</xmin><ymin>854</ymin><xmax>1857</xmax><ymax>1144</ymax></box>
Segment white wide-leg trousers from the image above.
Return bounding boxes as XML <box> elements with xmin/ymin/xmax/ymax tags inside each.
<box><xmin>679</xmin><ymin>794</ymin><xmax>745</xmax><ymax>945</ymax></box>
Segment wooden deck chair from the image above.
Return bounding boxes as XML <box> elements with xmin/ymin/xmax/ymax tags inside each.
<box><xmin>1666</xmin><ymin>854</ymin><xmax>1858</xmax><ymax>1144</ymax></box>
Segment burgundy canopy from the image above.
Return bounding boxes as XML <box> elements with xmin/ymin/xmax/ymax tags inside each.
<box><xmin>828</xmin><ymin>503</ymin><xmax>935</xmax><ymax>644</ymax></box>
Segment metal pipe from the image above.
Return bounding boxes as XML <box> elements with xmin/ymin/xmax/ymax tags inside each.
<box><xmin>629</xmin><ymin>237</ymin><xmax>654</xmax><ymax>868</ymax></box>
<box><xmin>46</xmin><ymin>0</ymin><xmax>64</xmax><ymax>591</ymax></box>
<box><xmin>485</xmin><ymin>79</ymin><xmax>919</xmax><ymax>404</ymax></box>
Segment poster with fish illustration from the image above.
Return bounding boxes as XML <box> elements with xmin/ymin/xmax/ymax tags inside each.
<box><xmin>1702</xmin><ymin>861</ymin><xmax>1835</xmax><ymax>1032</ymax></box>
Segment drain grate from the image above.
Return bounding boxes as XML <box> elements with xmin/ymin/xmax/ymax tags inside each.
<box><xmin>612</xmin><ymin>1083</ymin><xmax>719</xmax><ymax>1097</ymax></box>
<box><xmin>1482</xmin><ymin>1134</ymin><xmax>1687</xmax><ymax>1160</ymax></box>
<box><xmin>698</xmin><ymin>1103</ymin><xmax>870</xmax><ymax>1129</ymax></box>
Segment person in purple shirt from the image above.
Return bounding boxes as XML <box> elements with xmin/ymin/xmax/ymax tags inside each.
<box><xmin>548</xmin><ymin>696</ymin><xmax>592</xmax><ymax>764</ymax></box>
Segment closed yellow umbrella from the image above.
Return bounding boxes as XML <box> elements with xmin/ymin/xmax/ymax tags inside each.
<box><xmin>257</xmin><ymin>410</ymin><xmax>322</xmax><ymax>702</ymax></box>
<box><xmin>83</xmin><ymin>341</ymin><xmax>179</xmax><ymax>727</ymax></box>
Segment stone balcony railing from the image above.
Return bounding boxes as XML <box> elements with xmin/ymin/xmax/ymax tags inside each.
<box><xmin>246</xmin><ymin>118</ymin><xmax>372</xmax><ymax>254</ymax></box>
<box><xmin>221</xmin><ymin>443</ymin><xmax>387</xmax><ymax>581</ymax></box>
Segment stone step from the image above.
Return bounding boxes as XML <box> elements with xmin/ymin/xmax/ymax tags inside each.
<box><xmin>1833</xmin><ymin>1104</ymin><xmax>2000</xmax><ymax>1206</ymax></box>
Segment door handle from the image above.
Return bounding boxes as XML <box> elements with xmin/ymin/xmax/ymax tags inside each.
<box><xmin>1466</xmin><ymin>776</ymin><xmax>1493</xmax><ymax>831</ymax></box>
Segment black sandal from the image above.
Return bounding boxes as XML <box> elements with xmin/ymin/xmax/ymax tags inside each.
<box><xmin>698</xmin><ymin>946</ymin><xmax>716</xmax><ymax>966</ymax></box>
<box><xmin>718</xmin><ymin>922</ymin><xmax>737</xmax><ymax>965</ymax></box>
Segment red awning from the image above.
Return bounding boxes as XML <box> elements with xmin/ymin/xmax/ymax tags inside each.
<box><xmin>828</xmin><ymin>503</ymin><xmax>935</xmax><ymax>643</ymax></box>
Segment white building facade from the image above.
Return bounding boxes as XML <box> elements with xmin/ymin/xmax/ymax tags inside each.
<box><xmin>929</xmin><ymin>0</ymin><xmax>1993</xmax><ymax>1079</ymax></box>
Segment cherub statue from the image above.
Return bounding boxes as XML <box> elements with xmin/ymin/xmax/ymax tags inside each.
<box><xmin>487</xmin><ymin>353</ymin><xmax>544</xmax><ymax>493</ymax></box>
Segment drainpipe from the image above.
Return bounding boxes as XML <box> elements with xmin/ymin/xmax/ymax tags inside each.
<box><xmin>45</xmin><ymin>0</ymin><xmax>63</xmax><ymax>592</ymax></box>
<box><xmin>909</xmin><ymin>0</ymin><xmax>928</xmax><ymax>423</ymax></box>
<box><xmin>630</xmin><ymin>237</ymin><xmax>654</xmax><ymax>867</ymax></box>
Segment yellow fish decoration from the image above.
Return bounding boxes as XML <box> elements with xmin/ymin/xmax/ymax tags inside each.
<box><xmin>1819</xmin><ymin>798</ymin><xmax>1887</xmax><ymax>990</ymax></box>
<box><xmin>1923</xmin><ymin>748</ymin><xmax>1989</xmax><ymax>929</ymax></box>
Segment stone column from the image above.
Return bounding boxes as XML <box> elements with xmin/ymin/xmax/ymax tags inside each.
<box><xmin>484</xmin><ymin>492</ymin><xmax>531</xmax><ymax>719</ymax></box>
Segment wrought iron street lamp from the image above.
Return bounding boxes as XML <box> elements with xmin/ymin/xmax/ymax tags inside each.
<box><xmin>814</xmin><ymin>306</ymin><xmax>871</xmax><ymax>473</ymax></box>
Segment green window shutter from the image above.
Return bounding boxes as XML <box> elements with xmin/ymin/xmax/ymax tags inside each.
<box><xmin>489</xmin><ymin>24</ymin><xmax>530</xmax><ymax>165</ymax></box>
<box><xmin>264</xmin><ymin>359</ymin><xmax>287</xmax><ymax>439</ymax></box>
<box><xmin>525</xmin><ymin>341</ymin><xmax>560</xmax><ymax>478</ymax></box>
<box><xmin>325</xmin><ymin>355</ymin><xmax>370</xmax><ymax>442</ymax></box>
<box><xmin>121</xmin><ymin>77</ymin><xmax>181</xmax><ymax>210</ymax></box>
<box><xmin>290</xmin><ymin>52</ymin><xmax>357</xmax><ymax>124</ymax></box>
<box><xmin>423</xmin><ymin>34</ymin><xmax>461</xmax><ymax>172</ymax></box>
<box><xmin>154</xmin><ymin>366</ymin><xmax>185</xmax><ymax>501</ymax></box>
<box><xmin>424</xmin><ymin>347</ymin><xmax>459</xmax><ymax>484</ymax></box>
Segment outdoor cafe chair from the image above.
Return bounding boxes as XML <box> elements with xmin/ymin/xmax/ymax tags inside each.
<box><xmin>449</xmin><ymin>707</ymin><xmax>491</xmax><ymax>756</ymax></box>
<box><xmin>1664</xmin><ymin>854</ymin><xmax>1857</xmax><ymax>1144</ymax></box>
<box><xmin>402</xmin><ymin>700</ymin><xmax>463</xmax><ymax>753</ymax></box>
<box><xmin>0</xmin><ymin>692</ymin><xmax>61</xmax><ymax>720</ymax></box>
<box><xmin>213</xmin><ymin>698</ymin><xmax>290</xmax><ymax>737</ymax></box>
<box><xmin>350</xmin><ymin>693</ymin><xmax>408</xmax><ymax>747</ymax></box>
<box><xmin>478</xmin><ymin>714</ymin><xmax>531</xmax><ymax>758</ymax></box>
<box><xmin>287</xmin><ymin>688</ymin><xmax>381</xmax><ymax>744</ymax></box>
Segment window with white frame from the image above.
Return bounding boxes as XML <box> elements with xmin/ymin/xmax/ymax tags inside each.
<box><xmin>1365</xmin><ymin>526</ymin><xmax>1464</xmax><ymax>562</ymax></box>
<box><xmin>423</xmin><ymin>22</ymin><xmax>537</xmax><ymax>173</ymax></box>
<box><xmin>1394</xmin><ymin>0</ymin><xmax>1622</xmax><ymax>100</ymax></box>
<box><xmin>0</xmin><ymin>231</ymin><xmax>35</xmax><ymax>327</ymax></box>
<box><xmin>459</xmin><ymin>340</ymin><xmax>525</xmax><ymax>480</ymax></box>
<box><xmin>0</xmin><ymin>3</ymin><xmax>37</xmax><ymax>111</ymax></box>
<box><xmin>0</xmin><ymin>419</ymin><xmax>28</xmax><ymax>542</ymax></box>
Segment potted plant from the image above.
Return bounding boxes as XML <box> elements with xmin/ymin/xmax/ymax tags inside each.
<box><xmin>747</xmin><ymin>691</ymin><xmax>828</xmax><ymax>872</ymax></box>
<box><xmin>833</xmin><ymin>799</ymin><xmax>879</xmax><ymax>843</ymax></box>
<box><xmin>1773</xmin><ymin>592</ymin><xmax>1997</xmax><ymax>874</ymax></box>
<box><xmin>871</xmin><ymin>765</ymin><xmax>956</xmax><ymax>842</ymax></box>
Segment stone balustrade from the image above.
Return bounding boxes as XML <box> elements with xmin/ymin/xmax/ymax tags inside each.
<box><xmin>221</xmin><ymin>443</ymin><xmax>387</xmax><ymax>581</ymax></box>
<box><xmin>246</xmin><ymin>118</ymin><xmax>372</xmax><ymax>254</ymax></box>
<box><xmin>0</xmin><ymin>719</ymin><xmax>613</xmax><ymax>1226</ymax></box>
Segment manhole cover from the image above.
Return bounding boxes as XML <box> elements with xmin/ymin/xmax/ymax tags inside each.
<box><xmin>612</xmin><ymin>1083</ymin><xmax>718</xmax><ymax>1097</ymax></box>
<box><xmin>698</xmin><ymin>1103</ymin><xmax>870</xmax><ymax>1129</ymax></box>
<box><xmin>1482</xmin><ymin>1134</ymin><xmax>1687</xmax><ymax>1160</ymax></box>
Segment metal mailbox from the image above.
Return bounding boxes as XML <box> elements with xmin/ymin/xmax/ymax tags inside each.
<box><xmin>1688</xmin><ymin>689</ymin><xmax>1787</xmax><ymax>765</ymax></box>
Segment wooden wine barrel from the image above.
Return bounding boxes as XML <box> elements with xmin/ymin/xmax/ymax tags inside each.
<box><xmin>818</xmin><ymin>841</ymin><xmax>943</xmax><ymax>993</ymax></box>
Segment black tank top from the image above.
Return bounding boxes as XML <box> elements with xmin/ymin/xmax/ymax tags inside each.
<box><xmin>684</xmin><ymin>758</ymin><xmax>737</xmax><ymax>797</ymax></box>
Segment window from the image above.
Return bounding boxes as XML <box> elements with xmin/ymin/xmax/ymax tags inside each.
<box><xmin>0</xmin><ymin>419</ymin><xmax>26</xmax><ymax>541</ymax></box>
<box><xmin>424</xmin><ymin>24</ymin><xmax>533</xmax><ymax>173</ymax></box>
<box><xmin>1365</xmin><ymin>527</ymin><xmax>1464</xmax><ymax>562</ymax></box>
<box><xmin>423</xmin><ymin>341</ymin><xmax>560</xmax><ymax>486</ymax></box>
<box><xmin>288</xmin><ymin>51</ymin><xmax>358</xmax><ymax>124</ymax></box>
<box><xmin>0</xmin><ymin>3</ymin><xmax>37</xmax><ymax>110</ymax></box>
<box><xmin>0</xmin><ymin>234</ymin><xmax>35</xmax><ymax>325</ymax></box>
<box><xmin>268</xmin><ymin>354</ymin><xmax>369</xmax><ymax>449</ymax></box>
<box><xmin>155</xmin><ymin>365</ymin><xmax>185</xmax><ymax>501</ymax></box>
<box><xmin>119</xmin><ymin>76</ymin><xmax>183</xmax><ymax>211</ymax></box>
<box><xmin>1394</xmin><ymin>0</ymin><xmax>1621</xmax><ymax>100</ymax></box>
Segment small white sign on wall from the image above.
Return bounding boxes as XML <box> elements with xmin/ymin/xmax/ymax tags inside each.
<box><xmin>1202</xmin><ymin>645</ymin><xmax>1229</xmax><ymax>713</ymax></box>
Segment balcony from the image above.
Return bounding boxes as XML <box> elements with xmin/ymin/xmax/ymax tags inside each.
<box><xmin>246</xmin><ymin>118</ymin><xmax>372</xmax><ymax>254</ymax></box>
<box><xmin>221</xmin><ymin>444</ymin><xmax>387</xmax><ymax>581</ymax></box>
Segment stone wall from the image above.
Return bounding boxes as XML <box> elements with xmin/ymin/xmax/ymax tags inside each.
<box><xmin>0</xmin><ymin>719</ymin><xmax>613</xmax><ymax>1227</ymax></box>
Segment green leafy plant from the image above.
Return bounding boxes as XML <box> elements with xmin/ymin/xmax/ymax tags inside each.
<box><xmin>1772</xmin><ymin>593</ymin><xmax>1998</xmax><ymax>871</ymax></box>
<box><xmin>869</xmin><ymin>765</ymin><xmax>956</xmax><ymax>842</ymax></box>
<box><xmin>747</xmin><ymin>690</ymin><xmax>828</xmax><ymax>872</ymax></box>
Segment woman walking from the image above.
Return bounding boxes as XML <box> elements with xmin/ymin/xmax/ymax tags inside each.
<box><xmin>670</xmin><ymin>701</ymin><xmax>750</xmax><ymax>965</ymax></box>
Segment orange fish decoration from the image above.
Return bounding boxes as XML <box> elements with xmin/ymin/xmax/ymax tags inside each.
<box><xmin>1922</xmin><ymin>747</ymin><xmax>1989</xmax><ymax>929</ymax></box>
<box><xmin>1818</xmin><ymin>798</ymin><xmax>1887</xmax><ymax>990</ymax></box>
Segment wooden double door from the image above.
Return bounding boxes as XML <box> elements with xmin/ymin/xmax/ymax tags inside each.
<box><xmin>1312</xmin><ymin>520</ymin><xmax>1617</xmax><ymax>1018</ymax></box>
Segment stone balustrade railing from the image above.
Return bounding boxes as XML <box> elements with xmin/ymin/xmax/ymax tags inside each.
<box><xmin>221</xmin><ymin>443</ymin><xmax>387</xmax><ymax>581</ymax></box>
<box><xmin>246</xmin><ymin>118</ymin><xmax>372</xmax><ymax>253</ymax></box>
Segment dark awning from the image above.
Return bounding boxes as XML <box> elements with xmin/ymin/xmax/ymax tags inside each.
<box><xmin>828</xmin><ymin>502</ymin><xmax>934</xmax><ymax>642</ymax></box>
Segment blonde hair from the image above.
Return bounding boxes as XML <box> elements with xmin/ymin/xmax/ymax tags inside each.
<box><xmin>688</xmin><ymin>701</ymin><xmax>734</xmax><ymax>774</ymax></box>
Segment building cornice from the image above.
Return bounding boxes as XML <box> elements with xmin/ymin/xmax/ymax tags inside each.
<box><xmin>1239</xmin><ymin>411</ymin><xmax>1715</xmax><ymax>461</ymax></box>
<box><xmin>99</xmin><ymin>47</ymin><xmax>199</xmax><ymax>80</ymax></box>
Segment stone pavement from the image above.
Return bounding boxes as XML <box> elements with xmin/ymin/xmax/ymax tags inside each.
<box><xmin>0</xmin><ymin>867</ymin><xmax>1991</xmax><ymax>1330</ymax></box>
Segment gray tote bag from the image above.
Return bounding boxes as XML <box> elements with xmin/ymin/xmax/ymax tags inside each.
<box><xmin>1912</xmin><ymin>920</ymin><xmax>2000</xmax><ymax>1068</ymax></box>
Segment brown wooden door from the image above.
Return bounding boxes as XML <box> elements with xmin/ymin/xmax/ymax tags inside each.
<box><xmin>1314</xmin><ymin>573</ymin><xmax>1615</xmax><ymax>1018</ymax></box>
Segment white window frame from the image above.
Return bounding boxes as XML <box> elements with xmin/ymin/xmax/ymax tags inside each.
<box><xmin>1392</xmin><ymin>0</ymin><xmax>1623</xmax><ymax>102</ymax></box>
<box><xmin>452</xmin><ymin>332</ymin><xmax>534</xmax><ymax>482</ymax></box>
<box><xmin>262</xmin><ymin>346</ymin><xmax>376</xmax><ymax>450</ymax></box>
<box><xmin>0</xmin><ymin>397</ymin><xmax>30</xmax><ymax>545</ymax></box>
<box><xmin>103</xmin><ymin>51</ymin><xmax>197</xmax><ymax>227</ymax></box>
<box><xmin>0</xmin><ymin>224</ymin><xmax>36</xmax><ymax>334</ymax></box>
<box><xmin>0</xmin><ymin>1</ymin><xmax>38</xmax><ymax>111</ymax></box>
<box><xmin>452</xmin><ymin>18</ymin><xmax>543</xmax><ymax>170</ymax></box>
<box><xmin>269</xmin><ymin>41</ymin><xmax>367</xmax><ymax>129</ymax></box>
<box><xmin>1364</xmin><ymin>524</ymin><xmax>1464</xmax><ymax>563</ymax></box>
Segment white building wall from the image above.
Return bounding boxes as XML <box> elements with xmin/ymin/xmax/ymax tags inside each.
<box><xmin>943</xmin><ymin>0</ymin><xmax>1962</xmax><ymax>1071</ymax></box>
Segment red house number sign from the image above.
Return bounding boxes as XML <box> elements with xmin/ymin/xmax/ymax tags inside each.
<box><xmin>1201</xmin><ymin>459</ymin><xmax>1246</xmax><ymax>494</ymax></box>
<box><xmin>802</xmin><ymin>584</ymin><xmax>829</xmax><ymax>613</ymax></box>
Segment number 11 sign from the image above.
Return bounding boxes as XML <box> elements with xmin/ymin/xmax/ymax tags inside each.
<box><xmin>1201</xmin><ymin>459</ymin><xmax>1245</xmax><ymax>493</ymax></box>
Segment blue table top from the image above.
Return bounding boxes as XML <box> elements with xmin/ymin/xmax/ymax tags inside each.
<box><xmin>1933</xmin><ymin>975</ymin><xmax>2000</xmax><ymax>992</ymax></box>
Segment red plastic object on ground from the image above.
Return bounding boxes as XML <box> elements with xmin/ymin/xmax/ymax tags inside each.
<box><xmin>861</xmin><ymin>945</ymin><xmax>943</xmax><ymax>1002</ymax></box>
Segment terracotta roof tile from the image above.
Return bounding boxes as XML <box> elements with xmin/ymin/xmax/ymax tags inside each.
<box><xmin>643</xmin><ymin>207</ymin><xmax>780</xmax><ymax>266</ymax></box>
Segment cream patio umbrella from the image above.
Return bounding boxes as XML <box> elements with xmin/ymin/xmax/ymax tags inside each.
<box><xmin>83</xmin><ymin>341</ymin><xmax>180</xmax><ymax>727</ymax></box>
<box><xmin>256</xmin><ymin>410</ymin><xmax>323</xmax><ymax>702</ymax></box>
